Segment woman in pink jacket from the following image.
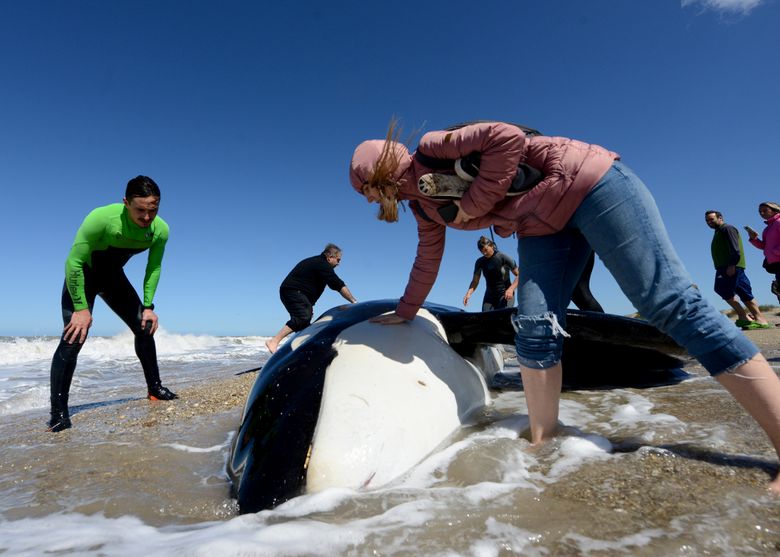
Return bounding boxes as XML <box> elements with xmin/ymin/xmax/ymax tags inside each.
<box><xmin>747</xmin><ymin>202</ymin><xmax>780</xmax><ymax>302</ymax></box>
<box><xmin>349</xmin><ymin>121</ymin><xmax>780</xmax><ymax>492</ymax></box>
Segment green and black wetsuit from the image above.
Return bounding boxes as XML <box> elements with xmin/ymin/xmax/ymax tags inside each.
<box><xmin>50</xmin><ymin>203</ymin><xmax>170</xmax><ymax>429</ymax></box>
<box><xmin>64</xmin><ymin>203</ymin><xmax>167</xmax><ymax>311</ymax></box>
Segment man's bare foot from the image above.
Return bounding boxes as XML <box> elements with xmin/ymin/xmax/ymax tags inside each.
<box><xmin>768</xmin><ymin>475</ymin><xmax>780</xmax><ymax>494</ymax></box>
<box><xmin>265</xmin><ymin>339</ymin><xmax>278</xmax><ymax>354</ymax></box>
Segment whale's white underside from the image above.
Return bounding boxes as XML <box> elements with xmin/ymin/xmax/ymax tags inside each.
<box><xmin>305</xmin><ymin>309</ymin><xmax>501</xmax><ymax>492</ymax></box>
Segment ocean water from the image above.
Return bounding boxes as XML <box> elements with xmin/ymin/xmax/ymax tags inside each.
<box><xmin>2</xmin><ymin>332</ymin><xmax>780</xmax><ymax>556</ymax></box>
<box><xmin>0</xmin><ymin>330</ymin><xmax>266</xmax><ymax>417</ymax></box>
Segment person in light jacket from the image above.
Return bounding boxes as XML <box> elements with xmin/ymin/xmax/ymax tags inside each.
<box><xmin>746</xmin><ymin>201</ymin><xmax>780</xmax><ymax>304</ymax></box>
<box><xmin>349</xmin><ymin>120</ymin><xmax>780</xmax><ymax>492</ymax></box>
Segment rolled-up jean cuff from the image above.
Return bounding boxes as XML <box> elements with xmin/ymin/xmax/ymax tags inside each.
<box><xmin>513</xmin><ymin>312</ymin><xmax>570</xmax><ymax>370</ymax></box>
<box><xmin>517</xmin><ymin>354</ymin><xmax>563</xmax><ymax>370</ymax></box>
<box><xmin>696</xmin><ymin>334</ymin><xmax>760</xmax><ymax>376</ymax></box>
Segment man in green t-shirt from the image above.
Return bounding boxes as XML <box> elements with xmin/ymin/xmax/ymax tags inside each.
<box><xmin>705</xmin><ymin>210</ymin><xmax>771</xmax><ymax>330</ymax></box>
<box><xmin>48</xmin><ymin>176</ymin><xmax>178</xmax><ymax>433</ymax></box>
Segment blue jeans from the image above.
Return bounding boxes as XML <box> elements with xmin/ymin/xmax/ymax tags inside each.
<box><xmin>513</xmin><ymin>161</ymin><xmax>758</xmax><ymax>376</ymax></box>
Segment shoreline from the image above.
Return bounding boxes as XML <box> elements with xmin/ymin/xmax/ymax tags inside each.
<box><xmin>2</xmin><ymin>371</ymin><xmax>258</xmax><ymax>447</ymax></box>
<box><xmin>7</xmin><ymin>311</ymin><xmax>780</xmax><ymax>447</ymax></box>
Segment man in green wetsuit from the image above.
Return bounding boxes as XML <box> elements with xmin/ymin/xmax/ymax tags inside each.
<box><xmin>48</xmin><ymin>176</ymin><xmax>177</xmax><ymax>433</ymax></box>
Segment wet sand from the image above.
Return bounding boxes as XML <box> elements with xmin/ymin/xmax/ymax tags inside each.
<box><xmin>3</xmin><ymin>372</ymin><xmax>256</xmax><ymax>450</ymax></box>
<box><xmin>3</xmin><ymin>315</ymin><xmax>780</xmax><ymax>552</ymax></box>
<box><xmin>0</xmin><ymin>372</ymin><xmax>257</xmax><ymax>524</ymax></box>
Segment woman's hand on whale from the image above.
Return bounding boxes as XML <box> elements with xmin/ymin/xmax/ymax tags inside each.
<box><xmin>369</xmin><ymin>313</ymin><xmax>408</xmax><ymax>325</ymax></box>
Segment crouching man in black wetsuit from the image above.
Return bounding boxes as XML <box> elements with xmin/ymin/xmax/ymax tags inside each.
<box><xmin>48</xmin><ymin>176</ymin><xmax>177</xmax><ymax>433</ymax></box>
<box><xmin>463</xmin><ymin>236</ymin><xmax>520</xmax><ymax>311</ymax></box>
<box><xmin>265</xmin><ymin>244</ymin><xmax>358</xmax><ymax>353</ymax></box>
<box><xmin>463</xmin><ymin>235</ymin><xmax>604</xmax><ymax>314</ymax></box>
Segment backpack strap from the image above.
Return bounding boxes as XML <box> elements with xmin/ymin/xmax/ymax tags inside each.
<box><xmin>413</xmin><ymin>149</ymin><xmax>455</xmax><ymax>171</ymax></box>
<box><xmin>408</xmin><ymin>200</ymin><xmax>435</xmax><ymax>223</ymax></box>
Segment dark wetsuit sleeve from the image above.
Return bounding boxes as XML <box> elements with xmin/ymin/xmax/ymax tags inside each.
<box><xmin>501</xmin><ymin>252</ymin><xmax>517</xmax><ymax>270</ymax></box>
<box><xmin>469</xmin><ymin>258</ymin><xmax>484</xmax><ymax>289</ymax></box>
<box><xmin>280</xmin><ymin>255</ymin><xmax>341</xmax><ymax>303</ymax></box>
<box><xmin>143</xmin><ymin>222</ymin><xmax>168</xmax><ymax>307</ymax></box>
<box><xmin>65</xmin><ymin>209</ymin><xmax>106</xmax><ymax>311</ymax></box>
<box><xmin>323</xmin><ymin>266</ymin><xmax>345</xmax><ymax>292</ymax></box>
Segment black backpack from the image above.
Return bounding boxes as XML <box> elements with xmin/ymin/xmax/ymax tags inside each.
<box><xmin>413</xmin><ymin>121</ymin><xmax>543</xmax><ymax>194</ymax></box>
<box><xmin>444</xmin><ymin>120</ymin><xmax>542</xmax><ymax>137</ymax></box>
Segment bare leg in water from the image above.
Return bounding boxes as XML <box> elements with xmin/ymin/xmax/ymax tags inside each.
<box><xmin>522</xmin><ymin>355</ymin><xmax>780</xmax><ymax>492</ymax></box>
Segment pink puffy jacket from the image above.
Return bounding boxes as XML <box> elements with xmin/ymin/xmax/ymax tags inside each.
<box><xmin>749</xmin><ymin>212</ymin><xmax>780</xmax><ymax>264</ymax></box>
<box><xmin>349</xmin><ymin>122</ymin><xmax>619</xmax><ymax>320</ymax></box>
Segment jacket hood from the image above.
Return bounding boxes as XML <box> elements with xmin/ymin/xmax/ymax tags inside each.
<box><xmin>349</xmin><ymin>140</ymin><xmax>412</xmax><ymax>194</ymax></box>
<box><xmin>761</xmin><ymin>201</ymin><xmax>780</xmax><ymax>211</ymax></box>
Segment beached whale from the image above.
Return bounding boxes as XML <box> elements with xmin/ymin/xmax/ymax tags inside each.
<box><xmin>227</xmin><ymin>300</ymin><xmax>685</xmax><ymax>514</ymax></box>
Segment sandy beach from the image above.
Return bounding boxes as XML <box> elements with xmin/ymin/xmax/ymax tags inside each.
<box><xmin>10</xmin><ymin>313</ymin><xmax>779</xmax><ymax>450</ymax></box>
<box><xmin>3</xmin><ymin>314</ymin><xmax>780</xmax><ymax>554</ymax></box>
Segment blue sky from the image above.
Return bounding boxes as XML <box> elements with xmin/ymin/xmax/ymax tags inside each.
<box><xmin>2</xmin><ymin>0</ymin><xmax>779</xmax><ymax>337</ymax></box>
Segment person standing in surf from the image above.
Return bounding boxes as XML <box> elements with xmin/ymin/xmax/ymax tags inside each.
<box><xmin>349</xmin><ymin>120</ymin><xmax>780</xmax><ymax>492</ymax></box>
<box><xmin>265</xmin><ymin>244</ymin><xmax>358</xmax><ymax>353</ymax></box>
<box><xmin>48</xmin><ymin>176</ymin><xmax>177</xmax><ymax>433</ymax></box>
<box><xmin>464</xmin><ymin>235</ymin><xmax>604</xmax><ymax>313</ymax></box>
<box><xmin>463</xmin><ymin>236</ymin><xmax>519</xmax><ymax>311</ymax></box>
